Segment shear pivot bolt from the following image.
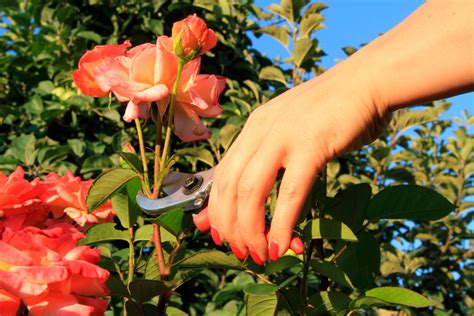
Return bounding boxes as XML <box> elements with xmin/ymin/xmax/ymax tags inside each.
<box><xmin>182</xmin><ymin>175</ymin><xmax>203</xmax><ymax>195</ymax></box>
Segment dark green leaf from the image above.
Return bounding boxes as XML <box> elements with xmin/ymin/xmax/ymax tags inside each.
<box><xmin>308</xmin><ymin>291</ymin><xmax>350</xmax><ymax>313</ymax></box>
<box><xmin>176</xmin><ymin>251</ymin><xmax>245</xmax><ymax>270</ymax></box>
<box><xmin>86</xmin><ymin>168</ymin><xmax>139</xmax><ymax>211</ymax></box>
<box><xmin>336</xmin><ymin>232</ymin><xmax>380</xmax><ymax>289</ymax></box>
<box><xmin>367</xmin><ymin>185</ymin><xmax>455</xmax><ymax>221</ymax></box>
<box><xmin>265</xmin><ymin>256</ymin><xmax>302</xmax><ymax>275</ymax></box>
<box><xmin>155</xmin><ymin>208</ymin><xmax>192</xmax><ymax>237</ymax></box>
<box><xmin>79</xmin><ymin>223</ymin><xmax>129</xmax><ymax>245</ymax></box>
<box><xmin>9</xmin><ymin>134</ymin><xmax>36</xmax><ymax>165</ymax></box>
<box><xmin>129</xmin><ymin>279</ymin><xmax>170</xmax><ymax>303</ymax></box>
<box><xmin>309</xmin><ymin>260</ymin><xmax>354</xmax><ymax>289</ymax></box>
<box><xmin>326</xmin><ymin>183</ymin><xmax>371</xmax><ymax>232</ymax></box>
<box><xmin>118</xmin><ymin>152</ymin><xmax>143</xmax><ymax>174</ymax></box>
<box><xmin>111</xmin><ymin>177</ymin><xmax>142</xmax><ymax>228</ymax></box>
<box><xmin>77</xmin><ymin>30</ymin><xmax>102</xmax><ymax>43</ymax></box>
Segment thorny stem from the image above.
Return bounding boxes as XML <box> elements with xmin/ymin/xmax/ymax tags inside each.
<box><xmin>152</xmin><ymin>224</ymin><xmax>167</xmax><ymax>280</ymax></box>
<box><xmin>134</xmin><ymin>119</ymin><xmax>152</xmax><ymax>197</ymax></box>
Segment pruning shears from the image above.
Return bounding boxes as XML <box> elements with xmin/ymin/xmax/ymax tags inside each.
<box><xmin>136</xmin><ymin>168</ymin><xmax>215</xmax><ymax>215</ymax></box>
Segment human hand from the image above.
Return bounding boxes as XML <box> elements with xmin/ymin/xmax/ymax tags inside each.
<box><xmin>192</xmin><ymin>207</ymin><xmax>305</xmax><ymax>262</ymax></box>
<box><xmin>205</xmin><ymin>60</ymin><xmax>392</xmax><ymax>265</ymax></box>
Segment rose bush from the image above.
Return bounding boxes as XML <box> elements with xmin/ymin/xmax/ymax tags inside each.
<box><xmin>1</xmin><ymin>1</ymin><xmax>470</xmax><ymax>315</ymax></box>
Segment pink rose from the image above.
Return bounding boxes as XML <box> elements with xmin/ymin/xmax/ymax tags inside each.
<box><xmin>39</xmin><ymin>171</ymin><xmax>115</xmax><ymax>228</ymax></box>
<box><xmin>0</xmin><ymin>223</ymin><xmax>109</xmax><ymax>315</ymax></box>
<box><xmin>72</xmin><ymin>41</ymin><xmax>131</xmax><ymax>97</ymax></box>
<box><xmin>94</xmin><ymin>42</ymin><xmax>172</xmax><ymax>122</ymax></box>
<box><xmin>172</xmin><ymin>15</ymin><xmax>217</xmax><ymax>57</ymax></box>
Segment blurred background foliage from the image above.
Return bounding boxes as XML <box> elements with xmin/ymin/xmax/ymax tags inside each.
<box><xmin>0</xmin><ymin>0</ymin><xmax>472</xmax><ymax>315</ymax></box>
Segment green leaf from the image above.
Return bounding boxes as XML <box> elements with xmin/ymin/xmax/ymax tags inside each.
<box><xmin>118</xmin><ymin>152</ymin><xmax>143</xmax><ymax>174</ymax></box>
<box><xmin>265</xmin><ymin>256</ymin><xmax>302</xmax><ymax>275</ymax></box>
<box><xmin>335</xmin><ymin>232</ymin><xmax>380</xmax><ymax>289</ymax></box>
<box><xmin>292</xmin><ymin>37</ymin><xmax>314</xmax><ymax>68</ymax></box>
<box><xmin>86</xmin><ymin>168</ymin><xmax>139</xmax><ymax>211</ymax></box>
<box><xmin>308</xmin><ymin>291</ymin><xmax>350</xmax><ymax>313</ymax></box>
<box><xmin>80</xmin><ymin>155</ymin><xmax>113</xmax><ymax>175</ymax></box>
<box><xmin>129</xmin><ymin>279</ymin><xmax>170</xmax><ymax>303</ymax></box>
<box><xmin>106</xmin><ymin>275</ymin><xmax>130</xmax><ymax>298</ymax></box>
<box><xmin>303</xmin><ymin>2</ymin><xmax>328</xmax><ymax>16</ymax></box>
<box><xmin>367</xmin><ymin>185</ymin><xmax>455</xmax><ymax>221</ymax></box>
<box><xmin>299</xmin><ymin>13</ymin><xmax>324</xmax><ymax>38</ymax></box>
<box><xmin>111</xmin><ymin>177</ymin><xmax>142</xmax><ymax>228</ymax></box>
<box><xmin>244</xmin><ymin>284</ymin><xmax>278</xmax><ymax>316</ymax></box>
<box><xmin>259</xmin><ymin>66</ymin><xmax>288</xmax><ymax>86</ymax></box>
<box><xmin>134</xmin><ymin>224</ymin><xmax>175</xmax><ymax>243</ymax></box>
<box><xmin>364</xmin><ymin>287</ymin><xmax>433</xmax><ymax>308</ymax></box>
<box><xmin>67</xmin><ymin>139</ymin><xmax>86</xmax><ymax>157</ymax></box>
<box><xmin>79</xmin><ymin>223</ymin><xmax>129</xmax><ymax>245</ymax></box>
<box><xmin>342</xmin><ymin>46</ymin><xmax>357</xmax><ymax>56</ymax></box>
<box><xmin>303</xmin><ymin>218</ymin><xmax>357</xmax><ymax>242</ymax></box>
<box><xmin>176</xmin><ymin>250</ymin><xmax>245</xmax><ymax>270</ymax></box>
<box><xmin>176</xmin><ymin>147</ymin><xmax>214</xmax><ymax>167</ymax></box>
<box><xmin>349</xmin><ymin>296</ymin><xmax>390</xmax><ymax>310</ymax></box>
<box><xmin>155</xmin><ymin>208</ymin><xmax>192</xmax><ymax>237</ymax></box>
<box><xmin>309</xmin><ymin>260</ymin><xmax>354</xmax><ymax>289</ymax></box>
<box><xmin>77</xmin><ymin>30</ymin><xmax>102</xmax><ymax>43</ymax></box>
<box><xmin>9</xmin><ymin>134</ymin><xmax>36</xmax><ymax>165</ymax></box>
<box><xmin>255</xmin><ymin>24</ymin><xmax>290</xmax><ymax>48</ymax></box>
<box><xmin>395</xmin><ymin>110</ymin><xmax>437</xmax><ymax>133</ymax></box>
<box><xmin>326</xmin><ymin>183</ymin><xmax>371</xmax><ymax>232</ymax></box>
<box><xmin>219</xmin><ymin>124</ymin><xmax>240</xmax><ymax>152</ymax></box>
<box><xmin>37</xmin><ymin>146</ymin><xmax>70</xmax><ymax>165</ymax></box>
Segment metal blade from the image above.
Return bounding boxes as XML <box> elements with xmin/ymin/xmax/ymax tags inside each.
<box><xmin>161</xmin><ymin>171</ymin><xmax>190</xmax><ymax>195</ymax></box>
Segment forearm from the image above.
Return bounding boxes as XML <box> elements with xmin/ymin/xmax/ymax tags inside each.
<box><xmin>342</xmin><ymin>0</ymin><xmax>474</xmax><ymax>112</ymax></box>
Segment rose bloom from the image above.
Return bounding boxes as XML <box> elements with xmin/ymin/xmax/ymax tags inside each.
<box><xmin>171</xmin><ymin>14</ymin><xmax>217</xmax><ymax>57</ymax></box>
<box><xmin>0</xmin><ymin>223</ymin><xmax>109</xmax><ymax>315</ymax></box>
<box><xmin>0</xmin><ymin>167</ymin><xmax>48</xmax><ymax>232</ymax></box>
<box><xmin>39</xmin><ymin>171</ymin><xmax>115</xmax><ymax>228</ymax></box>
<box><xmin>72</xmin><ymin>40</ymin><xmax>131</xmax><ymax>97</ymax></box>
<box><xmin>93</xmin><ymin>35</ymin><xmax>225</xmax><ymax>141</ymax></box>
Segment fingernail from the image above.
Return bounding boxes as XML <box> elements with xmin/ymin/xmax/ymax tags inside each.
<box><xmin>210</xmin><ymin>226</ymin><xmax>223</xmax><ymax>245</ymax></box>
<box><xmin>249</xmin><ymin>249</ymin><xmax>264</xmax><ymax>266</ymax></box>
<box><xmin>230</xmin><ymin>244</ymin><xmax>246</xmax><ymax>261</ymax></box>
<box><xmin>269</xmin><ymin>240</ymin><xmax>279</xmax><ymax>261</ymax></box>
<box><xmin>290</xmin><ymin>237</ymin><xmax>304</xmax><ymax>254</ymax></box>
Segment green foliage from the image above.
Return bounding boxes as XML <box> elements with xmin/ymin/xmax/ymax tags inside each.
<box><xmin>1</xmin><ymin>0</ymin><xmax>472</xmax><ymax>315</ymax></box>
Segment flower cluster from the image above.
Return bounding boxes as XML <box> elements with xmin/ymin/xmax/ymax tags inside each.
<box><xmin>73</xmin><ymin>15</ymin><xmax>225</xmax><ymax>142</ymax></box>
<box><xmin>0</xmin><ymin>167</ymin><xmax>113</xmax><ymax>315</ymax></box>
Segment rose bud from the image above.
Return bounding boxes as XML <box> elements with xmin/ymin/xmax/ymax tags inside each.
<box><xmin>172</xmin><ymin>15</ymin><xmax>217</xmax><ymax>59</ymax></box>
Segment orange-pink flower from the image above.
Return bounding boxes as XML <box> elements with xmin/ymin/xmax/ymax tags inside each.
<box><xmin>39</xmin><ymin>171</ymin><xmax>115</xmax><ymax>228</ymax></box>
<box><xmin>172</xmin><ymin>15</ymin><xmax>217</xmax><ymax>57</ymax></box>
<box><xmin>0</xmin><ymin>167</ymin><xmax>48</xmax><ymax>232</ymax></box>
<box><xmin>72</xmin><ymin>41</ymin><xmax>131</xmax><ymax>97</ymax></box>
<box><xmin>0</xmin><ymin>223</ymin><xmax>109</xmax><ymax>315</ymax></box>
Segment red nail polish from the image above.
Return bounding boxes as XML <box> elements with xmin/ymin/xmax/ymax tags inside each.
<box><xmin>249</xmin><ymin>249</ymin><xmax>264</xmax><ymax>266</ymax></box>
<box><xmin>290</xmin><ymin>237</ymin><xmax>304</xmax><ymax>254</ymax></box>
<box><xmin>269</xmin><ymin>241</ymin><xmax>279</xmax><ymax>261</ymax></box>
<box><xmin>210</xmin><ymin>226</ymin><xmax>222</xmax><ymax>245</ymax></box>
<box><xmin>230</xmin><ymin>244</ymin><xmax>246</xmax><ymax>261</ymax></box>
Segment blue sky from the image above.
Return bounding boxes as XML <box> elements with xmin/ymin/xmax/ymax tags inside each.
<box><xmin>253</xmin><ymin>0</ymin><xmax>473</xmax><ymax>121</ymax></box>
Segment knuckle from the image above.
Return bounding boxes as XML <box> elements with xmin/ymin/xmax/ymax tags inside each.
<box><xmin>237</xmin><ymin>177</ymin><xmax>254</xmax><ymax>199</ymax></box>
<box><xmin>278</xmin><ymin>177</ymin><xmax>299</xmax><ymax>200</ymax></box>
